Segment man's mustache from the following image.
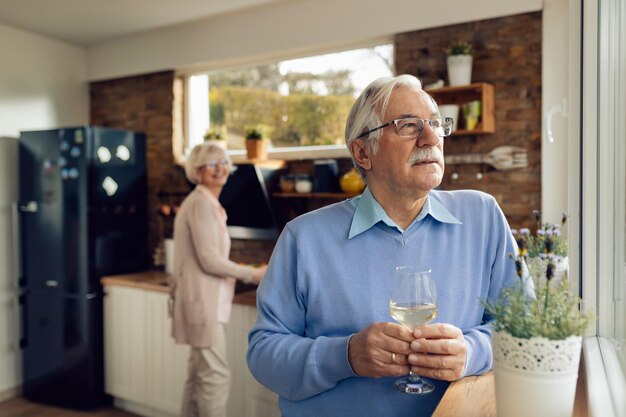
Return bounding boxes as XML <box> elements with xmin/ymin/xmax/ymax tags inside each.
<box><xmin>407</xmin><ymin>147</ymin><xmax>444</xmax><ymax>165</ymax></box>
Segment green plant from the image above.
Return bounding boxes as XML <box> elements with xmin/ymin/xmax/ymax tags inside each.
<box><xmin>245</xmin><ymin>124</ymin><xmax>270</xmax><ymax>140</ymax></box>
<box><xmin>203</xmin><ymin>127</ymin><xmax>225</xmax><ymax>141</ymax></box>
<box><xmin>210</xmin><ymin>86</ymin><xmax>352</xmax><ymax>147</ymax></box>
<box><xmin>509</xmin><ymin>211</ymin><xmax>569</xmax><ymax>258</ymax></box>
<box><xmin>446</xmin><ymin>41</ymin><xmax>473</xmax><ymax>56</ymax></box>
<box><xmin>482</xmin><ymin>212</ymin><xmax>592</xmax><ymax>340</ymax></box>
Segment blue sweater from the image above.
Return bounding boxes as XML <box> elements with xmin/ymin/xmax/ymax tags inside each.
<box><xmin>247</xmin><ymin>189</ymin><xmax>521</xmax><ymax>417</ymax></box>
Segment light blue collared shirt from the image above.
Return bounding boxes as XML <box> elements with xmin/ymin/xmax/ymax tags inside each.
<box><xmin>248</xmin><ymin>188</ymin><xmax>525</xmax><ymax>417</ymax></box>
<box><xmin>348</xmin><ymin>186</ymin><xmax>462</xmax><ymax>239</ymax></box>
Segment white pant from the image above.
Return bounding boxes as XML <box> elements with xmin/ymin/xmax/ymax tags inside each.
<box><xmin>180</xmin><ymin>324</ymin><xmax>231</xmax><ymax>417</ymax></box>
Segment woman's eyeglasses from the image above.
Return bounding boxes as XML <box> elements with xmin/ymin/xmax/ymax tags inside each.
<box><xmin>204</xmin><ymin>158</ymin><xmax>229</xmax><ymax>169</ymax></box>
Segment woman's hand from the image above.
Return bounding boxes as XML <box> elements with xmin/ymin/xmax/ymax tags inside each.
<box><xmin>251</xmin><ymin>265</ymin><xmax>267</xmax><ymax>284</ymax></box>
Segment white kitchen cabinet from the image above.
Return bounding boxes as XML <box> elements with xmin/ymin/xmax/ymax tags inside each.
<box><xmin>225</xmin><ymin>303</ymin><xmax>281</xmax><ymax>417</ymax></box>
<box><xmin>144</xmin><ymin>290</ymin><xmax>188</xmax><ymax>415</ymax></box>
<box><xmin>104</xmin><ymin>285</ymin><xmax>187</xmax><ymax>417</ymax></box>
<box><xmin>104</xmin><ymin>283</ymin><xmax>279</xmax><ymax>417</ymax></box>
<box><xmin>103</xmin><ymin>285</ymin><xmax>148</xmax><ymax>404</ymax></box>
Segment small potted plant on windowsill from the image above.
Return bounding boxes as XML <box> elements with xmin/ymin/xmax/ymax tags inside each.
<box><xmin>203</xmin><ymin>126</ymin><xmax>227</xmax><ymax>150</ymax></box>
<box><xmin>445</xmin><ymin>41</ymin><xmax>473</xmax><ymax>86</ymax></box>
<box><xmin>482</xmin><ymin>212</ymin><xmax>592</xmax><ymax>417</ymax></box>
<box><xmin>245</xmin><ymin>125</ymin><xmax>270</xmax><ymax>161</ymax></box>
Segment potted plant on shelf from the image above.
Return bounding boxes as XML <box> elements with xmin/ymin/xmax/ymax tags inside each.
<box><xmin>245</xmin><ymin>124</ymin><xmax>270</xmax><ymax>161</ymax></box>
<box><xmin>203</xmin><ymin>126</ymin><xmax>227</xmax><ymax>149</ymax></box>
<box><xmin>445</xmin><ymin>41</ymin><xmax>473</xmax><ymax>86</ymax></box>
<box><xmin>483</xmin><ymin>212</ymin><xmax>592</xmax><ymax>417</ymax></box>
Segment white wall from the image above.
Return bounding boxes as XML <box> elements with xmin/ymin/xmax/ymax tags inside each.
<box><xmin>542</xmin><ymin>0</ymin><xmax>570</xmax><ymax>225</ymax></box>
<box><xmin>87</xmin><ymin>0</ymin><xmax>542</xmax><ymax>81</ymax></box>
<box><xmin>0</xmin><ymin>23</ymin><xmax>88</xmax><ymax>138</ymax></box>
<box><xmin>0</xmin><ymin>22</ymin><xmax>87</xmax><ymax>397</ymax></box>
<box><xmin>0</xmin><ymin>137</ymin><xmax>20</xmax><ymax>398</ymax></box>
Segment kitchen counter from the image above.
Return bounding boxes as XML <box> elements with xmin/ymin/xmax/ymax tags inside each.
<box><xmin>100</xmin><ymin>270</ymin><xmax>258</xmax><ymax>307</ymax></box>
<box><xmin>432</xmin><ymin>366</ymin><xmax>588</xmax><ymax>417</ymax></box>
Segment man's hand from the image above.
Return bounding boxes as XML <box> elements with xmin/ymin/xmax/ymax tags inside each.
<box><xmin>408</xmin><ymin>323</ymin><xmax>467</xmax><ymax>381</ymax></box>
<box><xmin>348</xmin><ymin>322</ymin><xmax>415</xmax><ymax>378</ymax></box>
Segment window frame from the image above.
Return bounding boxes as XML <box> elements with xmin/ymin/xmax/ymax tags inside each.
<box><xmin>577</xmin><ymin>0</ymin><xmax>626</xmax><ymax>415</ymax></box>
<box><xmin>174</xmin><ymin>39</ymin><xmax>393</xmax><ymax>163</ymax></box>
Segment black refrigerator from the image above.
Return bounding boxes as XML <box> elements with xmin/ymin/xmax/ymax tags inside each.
<box><xmin>18</xmin><ymin>126</ymin><xmax>148</xmax><ymax>409</ymax></box>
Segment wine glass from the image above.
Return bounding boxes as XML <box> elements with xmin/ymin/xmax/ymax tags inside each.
<box><xmin>389</xmin><ymin>266</ymin><xmax>438</xmax><ymax>394</ymax></box>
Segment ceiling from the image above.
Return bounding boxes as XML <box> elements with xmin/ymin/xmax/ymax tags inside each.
<box><xmin>0</xmin><ymin>0</ymin><xmax>291</xmax><ymax>46</ymax></box>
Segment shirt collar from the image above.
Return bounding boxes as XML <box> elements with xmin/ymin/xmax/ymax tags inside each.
<box><xmin>196</xmin><ymin>185</ymin><xmax>221</xmax><ymax>207</ymax></box>
<box><xmin>348</xmin><ymin>187</ymin><xmax>462</xmax><ymax>239</ymax></box>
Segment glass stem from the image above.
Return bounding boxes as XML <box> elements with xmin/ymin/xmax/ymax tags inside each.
<box><xmin>408</xmin><ymin>371</ymin><xmax>422</xmax><ymax>382</ymax></box>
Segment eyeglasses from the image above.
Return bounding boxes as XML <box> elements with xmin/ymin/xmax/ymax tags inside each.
<box><xmin>204</xmin><ymin>158</ymin><xmax>229</xmax><ymax>169</ymax></box>
<box><xmin>357</xmin><ymin>117</ymin><xmax>454</xmax><ymax>139</ymax></box>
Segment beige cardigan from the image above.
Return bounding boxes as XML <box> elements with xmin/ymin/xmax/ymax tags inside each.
<box><xmin>170</xmin><ymin>187</ymin><xmax>255</xmax><ymax>348</ymax></box>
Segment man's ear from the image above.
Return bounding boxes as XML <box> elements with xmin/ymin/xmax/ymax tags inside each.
<box><xmin>350</xmin><ymin>139</ymin><xmax>372</xmax><ymax>171</ymax></box>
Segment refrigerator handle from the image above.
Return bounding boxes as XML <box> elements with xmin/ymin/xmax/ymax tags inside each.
<box><xmin>18</xmin><ymin>201</ymin><xmax>38</xmax><ymax>213</ymax></box>
<box><xmin>18</xmin><ymin>294</ymin><xmax>27</xmax><ymax>349</ymax></box>
<box><xmin>12</xmin><ymin>296</ymin><xmax>20</xmax><ymax>351</ymax></box>
<box><xmin>10</xmin><ymin>202</ymin><xmax>22</xmax><ymax>289</ymax></box>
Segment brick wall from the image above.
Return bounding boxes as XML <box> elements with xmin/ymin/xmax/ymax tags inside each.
<box><xmin>395</xmin><ymin>11</ymin><xmax>542</xmax><ymax>230</ymax></box>
<box><xmin>90</xmin><ymin>71</ymin><xmax>190</xmax><ymax>259</ymax></box>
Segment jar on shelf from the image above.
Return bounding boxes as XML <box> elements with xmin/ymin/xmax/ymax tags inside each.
<box><xmin>279</xmin><ymin>174</ymin><xmax>296</xmax><ymax>192</ymax></box>
<box><xmin>294</xmin><ymin>174</ymin><xmax>313</xmax><ymax>193</ymax></box>
<box><xmin>339</xmin><ymin>168</ymin><xmax>366</xmax><ymax>194</ymax></box>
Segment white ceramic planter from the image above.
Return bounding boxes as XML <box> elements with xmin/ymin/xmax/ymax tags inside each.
<box><xmin>447</xmin><ymin>55</ymin><xmax>473</xmax><ymax>86</ymax></box>
<box><xmin>492</xmin><ymin>331</ymin><xmax>582</xmax><ymax>417</ymax></box>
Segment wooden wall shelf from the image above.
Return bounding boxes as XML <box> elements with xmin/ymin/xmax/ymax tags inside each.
<box><xmin>426</xmin><ymin>82</ymin><xmax>495</xmax><ymax>135</ymax></box>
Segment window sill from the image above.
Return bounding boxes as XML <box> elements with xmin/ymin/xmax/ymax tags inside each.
<box><xmin>228</xmin><ymin>144</ymin><xmax>350</xmax><ymax>163</ymax></box>
<box><xmin>583</xmin><ymin>336</ymin><xmax>626</xmax><ymax>417</ymax></box>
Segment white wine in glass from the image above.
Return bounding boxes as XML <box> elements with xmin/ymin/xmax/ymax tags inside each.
<box><xmin>390</xmin><ymin>302</ymin><xmax>438</xmax><ymax>329</ymax></box>
<box><xmin>389</xmin><ymin>266</ymin><xmax>437</xmax><ymax>394</ymax></box>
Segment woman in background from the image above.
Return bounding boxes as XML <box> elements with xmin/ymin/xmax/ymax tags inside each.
<box><xmin>171</xmin><ymin>142</ymin><xmax>266</xmax><ymax>417</ymax></box>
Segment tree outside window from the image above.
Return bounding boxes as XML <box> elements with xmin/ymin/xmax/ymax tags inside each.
<box><xmin>185</xmin><ymin>45</ymin><xmax>393</xmax><ymax>153</ymax></box>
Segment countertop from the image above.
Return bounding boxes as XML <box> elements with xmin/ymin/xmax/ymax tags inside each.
<box><xmin>100</xmin><ymin>270</ymin><xmax>258</xmax><ymax>307</ymax></box>
<box><xmin>433</xmin><ymin>366</ymin><xmax>588</xmax><ymax>417</ymax></box>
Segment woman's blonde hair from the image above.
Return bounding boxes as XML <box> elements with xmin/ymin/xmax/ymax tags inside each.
<box><xmin>184</xmin><ymin>142</ymin><xmax>233</xmax><ymax>184</ymax></box>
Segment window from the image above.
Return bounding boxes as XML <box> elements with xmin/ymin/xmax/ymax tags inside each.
<box><xmin>181</xmin><ymin>44</ymin><xmax>393</xmax><ymax>157</ymax></box>
<box><xmin>591</xmin><ymin>0</ymin><xmax>626</xmax><ymax>372</ymax></box>
<box><xmin>579</xmin><ymin>0</ymin><xmax>626</xmax><ymax>414</ymax></box>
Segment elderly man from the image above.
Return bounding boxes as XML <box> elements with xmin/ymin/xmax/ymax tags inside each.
<box><xmin>246</xmin><ymin>74</ymin><xmax>522</xmax><ymax>417</ymax></box>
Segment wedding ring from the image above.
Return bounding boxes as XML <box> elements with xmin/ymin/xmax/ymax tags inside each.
<box><xmin>391</xmin><ymin>352</ymin><xmax>396</xmax><ymax>364</ymax></box>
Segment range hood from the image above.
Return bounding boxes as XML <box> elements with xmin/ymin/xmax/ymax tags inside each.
<box><xmin>219</xmin><ymin>162</ymin><xmax>281</xmax><ymax>240</ymax></box>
